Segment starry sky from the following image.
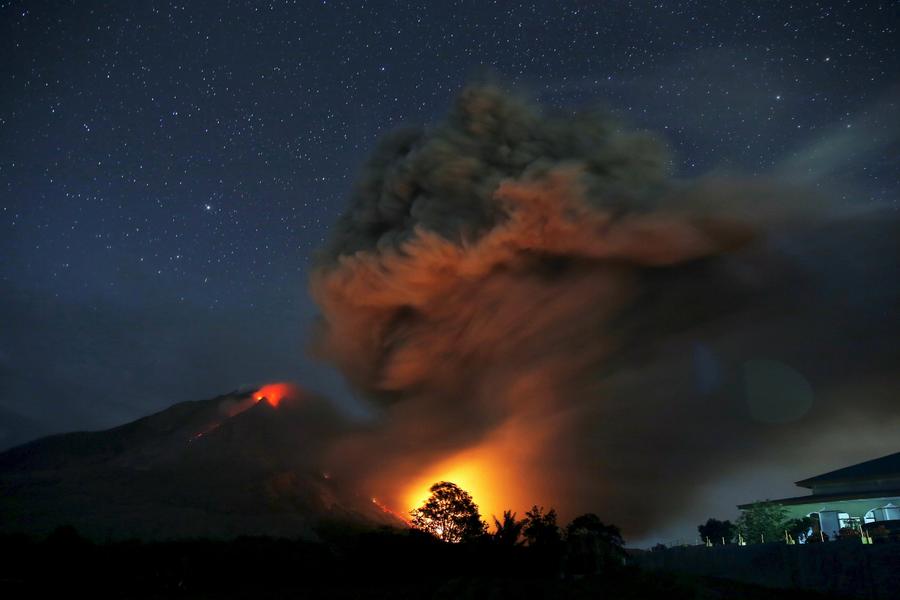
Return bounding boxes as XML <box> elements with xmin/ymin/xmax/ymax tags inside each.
<box><xmin>0</xmin><ymin>1</ymin><xmax>897</xmax><ymax>455</ymax></box>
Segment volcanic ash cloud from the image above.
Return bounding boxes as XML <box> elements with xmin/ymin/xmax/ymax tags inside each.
<box><xmin>309</xmin><ymin>86</ymin><xmax>899</xmax><ymax>534</ymax></box>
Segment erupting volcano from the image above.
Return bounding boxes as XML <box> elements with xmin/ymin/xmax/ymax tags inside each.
<box><xmin>253</xmin><ymin>382</ymin><xmax>300</xmax><ymax>408</ymax></box>
<box><xmin>1</xmin><ymin>86</ymin><xmax>895</xmax><ymax>546</ymax></box>
<box><xmin>0</xmin><ymin>386</ymin><xmax>403</xmax><ymax>540</ymax></box>
<box><xmin>310</xmin><ymin>85</ymin><xmax>899</xmax><ymax>536</ymax></box>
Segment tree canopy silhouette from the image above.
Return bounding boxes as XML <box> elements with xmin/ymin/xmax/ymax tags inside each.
<box><xmin>697</xmin><ymin>518</ymin><xmax>735</xmax><ymax>545</ymax></box>
<box><xmin>566</xmin><ymin>513</ymin><xmax>624</xmax><ymax>547</ymax></box>
<box><xmin>736</xmin><ymin>501</ymin><xmax>788</xmax><ymax>544</ymax></box>
<box><xmin>409</xmin><ymin>481</ymin><xmax>487</xmax><ymax>543</ymax></box>
<box><xmin>491</xmin><ymin>510</ymin><xmax>524</xmax><ymax>546</ymax></box>
<box><xmin>565</xmin><ymin>513</ymin><xmax>626</xmax><ymax>573</ymax></box>
<box><xmin>522</xmin><ymin>505</ymin><xmax>561</xmax><ymax>548</ymax></box>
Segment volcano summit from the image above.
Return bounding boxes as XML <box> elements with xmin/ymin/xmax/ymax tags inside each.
<box><xmin>0</xmin><ymin>386</ymin><xmax>401</xmax><ymax>540</ymax></box>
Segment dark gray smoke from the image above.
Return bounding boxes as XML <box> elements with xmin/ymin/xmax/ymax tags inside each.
<box><xmin>310</xmin><ymin>85</ymin><xmax>899</xmax><ymax>535</ymax></box>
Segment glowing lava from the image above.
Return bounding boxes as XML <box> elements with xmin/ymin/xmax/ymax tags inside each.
<box><xmin>189</xmin><ymin>422</ymin><xmax>222</xmax><ymax>442</ymax></box>
<box><xmin>253</xmin><ymin>382</ymin><xmax>299</xmax><ymax>407</ymax></box>
<box><xmin>187</xmin><ymin>384</ymin><xmax>302</xmax><ymax>444</ymax></box>
<box><xmin>371</xmin><ymin>497</ymin><xmax>409</xmax><ymax>523</ymax></box>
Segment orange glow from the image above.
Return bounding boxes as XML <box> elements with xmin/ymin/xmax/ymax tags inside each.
<box><xmin>402</xmin><ymin>454</ymin><xmax>508</xmax><ymax>526</ymax></box>
<box><xmin>253</xmin><ymin>382</ymin><xmax>299</xmax><ymax>408</ymax></box>
<box><xmin>371</xmin><ymin>497</ymin><xmax>409</xmax><ymax>523</ymax></box>
<box><xmin>398</xmin><ymin>428</ymin><xmax>537</xmax><ymax>528</ymax></box>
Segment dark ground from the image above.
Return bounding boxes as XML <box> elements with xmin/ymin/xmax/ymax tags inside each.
<box><xmin>0</xmin><ymin>528</ymin><xmax>843</xmax><ymax>599</ymax></box>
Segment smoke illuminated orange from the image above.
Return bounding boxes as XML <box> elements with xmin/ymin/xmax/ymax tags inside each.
<box><xmin>253</xmin><ymin>382</ymin><xmax>299</xmax><ymax>408</ymax></box>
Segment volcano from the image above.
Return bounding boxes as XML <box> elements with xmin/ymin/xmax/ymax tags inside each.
<box><xmin>0</xmin><ymin>386</ymin><xmax>403</xmax><ymax>540</ymax></box>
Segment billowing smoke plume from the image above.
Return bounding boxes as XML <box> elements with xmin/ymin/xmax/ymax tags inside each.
<box><xmin>310</xmin><ymin>86</ymin><xmax>899</xmax><ymax>535</ymax></box>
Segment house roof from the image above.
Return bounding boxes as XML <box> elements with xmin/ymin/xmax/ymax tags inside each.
<box><xmin>738</xmin><ymin>488</ymin><xmax>900</xmax><ymax>509</ymax></box>
<box><xmin>795</xmin><ymin>451</ymin><xmax>900</xmax><ymax>489</ymax></box>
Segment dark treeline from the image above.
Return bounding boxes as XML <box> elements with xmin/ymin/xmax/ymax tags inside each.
<box><xmin>0</xmin><ymin>524</ymin><xmax>838</xmax><ymax>599</ymax></box>
<box><xmin>0</xmin><ymin>483</ymin><xmax>841</xmax><ymax>598</ymax></box>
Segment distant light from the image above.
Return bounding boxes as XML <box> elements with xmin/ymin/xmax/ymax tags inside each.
<box><xmin>204</xmin><ymin>204</ymin><xmax>212</xmax><ymax>211</ymax></box>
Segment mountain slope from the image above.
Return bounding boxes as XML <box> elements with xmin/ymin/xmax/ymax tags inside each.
<box><xmin>0</xmin><ymin>387</ymin><xmax>402</xmax><ymax>540</ymax></box>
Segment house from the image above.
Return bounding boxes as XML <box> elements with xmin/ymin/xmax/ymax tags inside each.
<box><xmin>739</xmin><ymin>451</ymin><xmax>900</xmax><ymax>540</ymax></box>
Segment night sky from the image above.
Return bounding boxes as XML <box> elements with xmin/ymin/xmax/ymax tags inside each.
<box><xmin>1</xmin><ymin>1</ymin><xmax>898</xmax><ymax>529</ymax></box>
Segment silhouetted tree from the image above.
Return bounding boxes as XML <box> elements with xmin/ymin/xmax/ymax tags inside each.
<box><xmin>566</xmin><ymin>514</ymin><xmax>625</xmax><ymax>547</ymax></box>
<box><xmin>409</xmin><ymin>481</ymin><xmax>487</xmax><ymax>543</ymax></box>
<box><xmin>736</xmin><ymin>501</ymin><xmax>788</xmax><ymax>544</ymax></box>
<box><xmin>522</xmin><ymin>505</ymin><xmax>562</xmax><ymax>546</ymax></box>
<box><xmin>522</xmin><ymin>505</ymin><xmax>564</xmax><ymax>576</ymax></box>
<box><xmin>565</xmin><ymin>513</ymin><xmax>626</xmax><ymax>574</ymax></box>
<box><xmin>522</xmin><ymin>505</ymin><xmax>561</xmax><ymax>548</ymax></box>
<box><xmin>491</xmin><ymin>510</ymin><xmax>524</xmax><ymax>547</ymax></box>
<box><xmin>697</xmin><ymin>518</ymin><xmax>735</xmax><ymax>544</ymax></box>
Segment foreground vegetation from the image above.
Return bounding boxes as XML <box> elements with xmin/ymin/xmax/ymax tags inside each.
<box><xmin>0</xmin><ymin>525</ymin><xmax>842</xmax><ymax>599</ymax></box>
<box><xmin>0</xmin><ymin>483</ymin><xmax>849</xmax><ymax>597</ymax></box>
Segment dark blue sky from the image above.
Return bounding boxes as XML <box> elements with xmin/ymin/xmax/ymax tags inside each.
<box><xmin>1</xmin><ymin>1</ymin><xmax>897</xmax><ymax>446</ymax></box>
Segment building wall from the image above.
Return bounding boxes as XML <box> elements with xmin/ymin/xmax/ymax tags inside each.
<box><xmin>780</xmin><ymin>496</ymin><xmax>900</xmax><ymax>538</ymax></box>
<box><xmin>782</xmin><ymin>497</ymin><xmax>900</xmax><ymax>520</ymax></box>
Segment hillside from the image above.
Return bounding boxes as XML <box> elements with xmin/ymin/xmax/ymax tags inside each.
<box><xmin>0</xmin><ymin>387</ymin><xmax>402</xmax><ymax>540</ymax></box>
